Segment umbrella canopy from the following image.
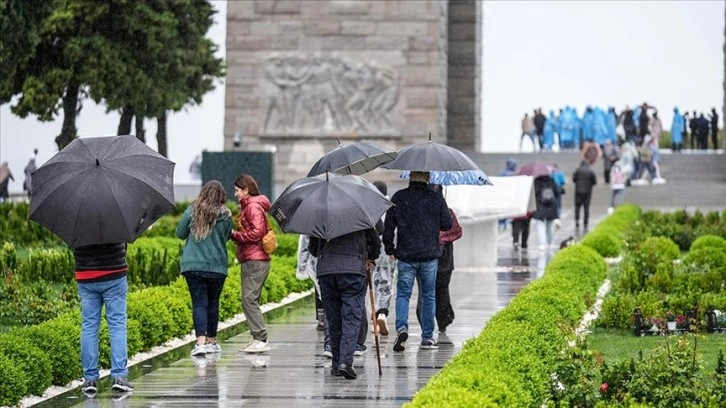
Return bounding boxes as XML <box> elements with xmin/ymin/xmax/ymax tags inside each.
<box><xmin>399</xmin><ymin>169</ymin><xmax>493</xmax><ymax>186</ymax></box>
<box><xmin>518</xmin><ymin>162</ymin><xmax>553</xmax><ymax>178</ymax></box>
<box><xmin>307</xmin><ymin>140</ymin><xmax>398</xmax><ymax>177</ymax></box>
<box><xmin>381</xmin><ymin>135</ymin><xmax>480</xmax><ymax>172</ymax></box>
<box><xmin>270</xmin><ymin>173</ymin><xmax>392</xmax><ymax>240</ymax></box>
<box><xmin>30</xmin><ymin>135</ymin><xmax>176</xmax><ymax>247</ymax></box>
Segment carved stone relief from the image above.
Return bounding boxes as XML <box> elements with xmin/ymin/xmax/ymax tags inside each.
<box><xmin>261</xmin><ymin>55</ymin><xmax>400</xmax><ymax>135</ymax></box>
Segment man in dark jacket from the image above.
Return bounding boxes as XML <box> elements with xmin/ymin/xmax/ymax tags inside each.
<box><xmin>309</xmin><ymin>228</ymin><xmax>380</xmax><ymax>380</ymax></box>
<box><xmin>534</xmin><ymin>108</ymin><xmax>547</xmax><ymax>149</ymax></box>
<box><xmin>572</xmin><ymin>160</ymin><xmax>597</xmax><ymax>229</ymax></box>
<box><xmin>383</xmin><ymin>171</ymin><xmax>452</xmax><ymax>352</ymax></box>
<box><xmin>74</xmin><ymin>243</ymin><xmax>134</xmax><ymax>396</ymax></box>
<box><xmin>710</xmin><ymin>108</ymin><xmax>719</xmax><ymax>150</ymax></box>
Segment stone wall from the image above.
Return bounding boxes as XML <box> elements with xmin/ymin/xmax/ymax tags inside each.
<box><xmin>224</xmin><ymin>0</ymin><xmax>480</xmax><ymax>191</ymax></box>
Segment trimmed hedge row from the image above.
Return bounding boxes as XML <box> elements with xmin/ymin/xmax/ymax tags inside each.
<box><xmin>407</xmin><ymin>245</ymin><xmax>607</xmax><ymax>407</ymax></box>
<box><xmin>0</xmin><ymin>254</ymin><xmax>312</xmax><ymax>406</ymax></box>
<box><xmin>579</xmin><ymin>204</ymin><xmax>641</xmax><ymax>257</ymax></box>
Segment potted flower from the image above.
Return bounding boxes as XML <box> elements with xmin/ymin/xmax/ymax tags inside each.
<box><xmin>665</xmin><ymin>310</ymin><xmax>677</xmax><ymax>332</ymax></box>
<box><xmin>676</xmin><ymin>314</ymin><xmax>688</xmax><ymax>332</ymax></box>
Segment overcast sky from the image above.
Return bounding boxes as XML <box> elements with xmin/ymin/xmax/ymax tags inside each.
<box><xmin>1</xmin><ymin>1</ymin><xmax>724</xmax><ymax>192</ymax></box>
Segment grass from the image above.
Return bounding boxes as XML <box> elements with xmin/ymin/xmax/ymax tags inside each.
<box><xmin>588</xmin><ymin>328</ymin><xmax>726</xmax><ymax>373</ymax></box>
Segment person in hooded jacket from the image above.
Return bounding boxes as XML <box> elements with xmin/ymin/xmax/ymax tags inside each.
<box><xmin>176</xmin><ymin>180</ymin><xmax>232</xmax><ymax>356</ymax></box>
<box><xmin>231</xmin><ymin>174</ymin><xmax>273</xmax><ymax>354</ymax></box>
<box><xmin>309</xmin><ymin>227</ymin><xmax>381</xmax><ymax>380</ymax></box>
<box><xmin>533</xmin><ymin>175</ymin><xmax>559</xmax><ymax>250</ymax></box>
<box><xmin>671</xmin><ymin>108</ymin><xmax>684</xmax><ymax>152</ymax></box>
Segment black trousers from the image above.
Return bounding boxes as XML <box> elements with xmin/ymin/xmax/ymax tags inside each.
<box><xmin>319</xmin><ymin>274</ymin><xmax>366</xmax><ymax>367</ymax></box>
<box><xmin>184</xmin><ymin>273</ymin><xmax>226</xmax><ymax>338</ymax></box>
<box><xmin>512</xmin><ymin>218</ymin><xmax>531</xmax><ymax>247</ymax></box>
<box><xmin>575</xmin><ymin>192</ymin><xmax>592</xmax><ymax>226</ymax></box>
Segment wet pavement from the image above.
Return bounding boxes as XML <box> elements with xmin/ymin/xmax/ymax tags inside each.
<box><xmin>44</xmin><ymin>208</ymin><xmax>605</xmax><ymax>408</ymax></box>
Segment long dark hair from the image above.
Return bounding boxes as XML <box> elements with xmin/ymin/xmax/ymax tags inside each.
<box><xmin>234</xmin><ymin>174</ymin><xmax>260</xmax><ymax>196</ymax></box>
<box><xmin>191</xmin><ymin>180</ymin><xmax>230</xmax><ymax>241</ymax></box>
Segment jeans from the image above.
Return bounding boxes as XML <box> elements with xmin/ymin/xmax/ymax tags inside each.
<box><xmin>396</xmin><ymin>259</ymin><xmax>437</xmax><ymax>341</ymax></box>
<box><xmin>319</xmin><ymin>274</ymin><xmax>366</xmax><ymax>367</ymax></box>
<box><xmin>78</xmin><ymin>276</ymin><xmax>128</xmax><ymax>381</ymax></box>
<box><xmin>610</xmin><ymin>188</ymin><xmax>625</xmax><ymax>208</ymax></box>
<box><xmin>241</xmin><ymin>261</ymin><xmax>270</xmax><ymax>341</ymax></box>
<box><xmin>536</xmin><ymin>219</ymin><xmax>554</xmax><ymax>246</ymax></box>
<box><xmin>184</xmin><ymin>272</ymin><xmax>226</xmax><ymax>338</ymax></box>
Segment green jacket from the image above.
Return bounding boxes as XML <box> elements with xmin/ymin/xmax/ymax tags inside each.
<box><xmin>176</xmin><ymin>205</ymin><xmax>232</xmax><ymax>275</ymax></box>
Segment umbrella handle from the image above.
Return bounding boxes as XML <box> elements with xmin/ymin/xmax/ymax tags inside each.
<box><xmin>366</xmin><ymin>264</ymin><xmax>383</xmax><ymax>376</ymax></box>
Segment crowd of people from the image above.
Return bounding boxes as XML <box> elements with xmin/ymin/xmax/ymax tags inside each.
<box><xmin>520</xmin><ymin>104</ymin><xmax>721</xmax><ymax>152</ymax></box>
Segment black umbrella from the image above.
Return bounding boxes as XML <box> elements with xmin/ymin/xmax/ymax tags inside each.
<box><xmin>270</xmin><ymin>173</ymin><xmax>392</xmax><ymax>240</ymax></box>
<box><xmin>30</xmin><ymin>135</ymin><xmax>176</xmax><ymax>247</ymax></box>
<box><xmin>381</xmin><ymin>134</ymin><xmax>480</xmax><ymax>172</ymax></box>
<box><xmin>307</xmin><ymin>140</ymin><xmax>398</xmax><ymax>177</ymax></box>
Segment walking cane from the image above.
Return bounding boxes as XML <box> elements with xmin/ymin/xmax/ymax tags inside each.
<box><xmin>366</xmin><ymin>263</ymin><xmax>383</xmax><ymax>376</ymax></box>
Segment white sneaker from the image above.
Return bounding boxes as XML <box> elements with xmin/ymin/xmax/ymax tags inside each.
<box><xmin>539</xmin><ymin>244</ymin><xmax>547</xmax><ymax>251</ymax></box>
<box><xmin>376</xmin><ymin>314</ymin><xmax>389</xmax><ymax>336</ymax></box>
<box><xmin>206</xmin><ymin>343</ymin><xmax>222</xmax><ymax>353</ymax></box>
<box><xmin>553</xmin><ymin>219</ymin><xmax>561</xmax><ymax>230</ymax></box>
<box><xmin>607</xmin><ymin>207</ymin><xmax>614</xmax><ymax>215</ymax></box>
<box><xmin>191</xmin><ymin>344</ymin><xmax>207</xmax><ymax>356</ymax></box>
<box><xmin>242</xmin><ymin>339</ymin><xmax>270</xmax><ymax>353</ymax></box>
<box><xmin>238</xmin><ymin>340</ymin><xmax>255</xmax><ymax>352</ymax></box>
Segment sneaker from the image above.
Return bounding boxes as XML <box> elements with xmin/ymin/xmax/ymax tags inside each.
<box><xmin>420</xmin><ymin>338</ymin><xmax>439</xmax><ymax>350</ymax></box>
<box><xmin>111</xmin><ymin>377</ymin><xmax>134</xmax><ymax>392</ymax></box>
<box><xmin>354</xmin><ymin>343</ymin><xmax>367</xmax><ymax>356</ymax></box>
<box><xmin>316</xmin><ymin>321</ymin><xmax>325</xmax><ymax>331</ymax></box>
<box><xmin>238</xmin><ymin>339</ymin><xmax>255</xmax><ymax>352</ymax></box>
<box><xmin>607</xmin><ymin>207</ymin><xmax>614</xmax><ymax>215</ymax></box>
<box><xmin>191</xmin><ymin>343</ymin><xmax>207</xmax><ymax>356</ymax></box>
<box><xmin>242</xmin><ymin>339</ymin><xmax>270</xmax><ymax>353</ymax></box>
<box><xmin>393</xmin><ymin>331</ymin><xmax>408</xmax><ymax>352</ymax></box>
<box><xmin>553</xmin><ymin>219</ymin><xmax>561</xmax><ymax>230</ymax></box>
<box><xmin>206</xmin><ymin>343</ymin><xmax>222</xmax><ymax>353</ymax></box>
<box><xmin>376</xmin><ymin>313</ymin><xmax>389</xmax><ymax>336</ymax></box>
<box><xmin>81</xmin><ymin>380</ymin><xmax>97</xmax><ymax>396</ymax></box>
<box><xmin>513</xmin><ymin>242</ymin><xmax>520</xmax><ymax>250</ymax></box>
<box><xmin>322</xmin><ymin>343</ymin><xmax>333</xmax><ymax>358</ymax></box>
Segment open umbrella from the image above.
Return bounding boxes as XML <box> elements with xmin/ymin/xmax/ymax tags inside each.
<box><xmin>270</xmin><ymin>173</ymin><xmax>392</xmax><ymax>240</ymax></box>
<box><xmin>399</xmin><ymin>169</ymin><xmax>493</xmax><ymax>186</ymax></box>
<box><xmin>518</xmin><ymin>162</ymin><xmax>553</xmax><ymax>178</ymax></box>
<box><xmin>30</xmin><ymin>135</ymin><xmax>175</xmax><ymax>247</ymax></box>
<box><xmin>307</xmin><ymin>140</ymin><xmax>398</xmax><ymax>177</ymax></box>
<box><xmin>381</xmin><ymin>134</ymin><xmax>480</xmax><ymax>172</ymax></box>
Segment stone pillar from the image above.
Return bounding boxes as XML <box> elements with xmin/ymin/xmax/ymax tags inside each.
<box><xmin>447</xmin><ymin>0</ymin><xmax>481</xmax><ymax>152</ymax></box>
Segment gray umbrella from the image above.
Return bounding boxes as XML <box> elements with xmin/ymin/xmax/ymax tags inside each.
<box><xmin>307</xmin><ymin>140</ymin><xmax>398</xmax><ymax>177</ymax></box>
<box><xmin>30</xmin><ymin>135</ymin><xmax>176</xmax><ymax>248</ymax></box>
<box><xmin>381</xmin><ymin>134</ymin><xmax>480</xmax><ymax>172</ymax></box>
<box><xmin>270</xmin><ymin>173</ymin><xmax>392</xmax><ymax>240</ymax></box>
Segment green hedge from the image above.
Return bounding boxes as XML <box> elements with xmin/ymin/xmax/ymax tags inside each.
<box><xmin>407</xmin><ymin>245</ymin><xmax>607</xmax><ymax>407</ymax></box>
<box><xmin>0</xmin><ymin>202</ymin><xmax>62</xmax><ymax>247</ymax></box>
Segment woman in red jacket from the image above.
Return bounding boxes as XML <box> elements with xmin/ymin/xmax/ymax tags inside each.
<box><xmin>231</xmin><ymin>174</ymin><xmax>272</xmax><ymax>353</ymax></box>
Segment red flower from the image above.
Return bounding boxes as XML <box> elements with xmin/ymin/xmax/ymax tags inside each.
<box><xmin>600</xmin><ymin>383</ymin><xmax>609</xmax><ymax>392</ymax></box>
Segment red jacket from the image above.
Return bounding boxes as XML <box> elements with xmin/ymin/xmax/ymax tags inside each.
<box><xmin>231</xmin><ymin>194</ymin><xmax>271</xmax><ymax>262</ymax></box>
<box><xmin>439</xmin><ymin>209</ymin><xmax>462</xmax><ymax>244</ymax></box>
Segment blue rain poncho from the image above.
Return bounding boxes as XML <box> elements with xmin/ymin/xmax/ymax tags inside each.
<box><xmin>671</xmin><ymin>108</ymin><xmax>684</xmax><ymax>144</ymax></box>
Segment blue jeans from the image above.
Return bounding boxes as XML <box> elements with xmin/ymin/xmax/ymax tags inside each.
<box><xmin>78</xmin><ymin>276</ymin><xmax>128</xmax><ymax>381</ymax></box>
<box><xmin>396</xmin><ymin>259</ymin><xmax>438</xmax><ymax>340</ymax></box>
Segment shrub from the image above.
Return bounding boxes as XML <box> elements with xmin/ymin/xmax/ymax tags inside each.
<box><xmin>275</xmin><ymin>233</ymin><xmax>299</xmax><ymax>258</ymax></box>
<box><xmin>0</xmin><ymin>354</ymin><xmax>27</xmax><ymax>407</ymax></box>
<box><xmin>0</xmin><ymin>334</ymin><xmax>52</xmax><ymax>395</ymax></box>
<box><xmin>580</xmin><ymin>229</ymin><xmax>622</xmax><ymax>258</ymax></box>
<box><xmin>17</xmin><ymin>248</ymin><xmax>74</xmax><ymax>283</ymax></box>
<box><xmin>0</xmin><ymin>241</ymin><xmax>18</xmax><ymax>277</ymax></box>
<box><xmin>689</xmin><ymin>234</ymin><xmax>726</xmax><ymax>253</ymax></box>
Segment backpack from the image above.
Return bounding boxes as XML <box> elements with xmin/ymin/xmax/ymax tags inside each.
<box><xmin>541</xmin><ymin>186</ymin><xmax>555</xmax><ymax>205</ymax></box>
<box><xmin>639</xmin><ymin>144</ymin><xmax>653</xmax><ymax>163</ymax></box>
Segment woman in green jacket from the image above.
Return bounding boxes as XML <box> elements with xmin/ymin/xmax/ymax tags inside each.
<box><xmin>176</xmin><ymin>180</ymin><xmax>232</xmax><ymax>356</ymax></box>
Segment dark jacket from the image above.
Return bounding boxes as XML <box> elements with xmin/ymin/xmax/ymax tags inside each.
<box><xmin>533</xmin><ymin>176</ymin><xmax>559</xmax><ymax>221</ymax></box>
<box><xmin>383</xmin><ymin>181</ymin><xmax>452</xmax><ymax>262</ymax></box>
<box><xmin>308</xmin><ymin>228</ymin><xmax>381</xmax><ymax>278</ymax></box>
<box><xmin>74</xmin><ymin>243</ymin><xmax>127</xmax><ymax>283</ymax></box>
<box><xmin>573</xmin><ymin>161</ymin><xmax>597</xmax><ymax>195</ymax></box>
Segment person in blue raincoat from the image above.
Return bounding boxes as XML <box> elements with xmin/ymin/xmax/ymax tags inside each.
<box><xmin>606</xmin><ymin>107</ymin><xmax>618</xmax><ymax>144</ymax></box>
<box><xmin>592</xmin><ymin>107</ymin><xmax>609</xmax><ymax>146</ymax></box>
<box><xmin>671</xmin><ymin>107</ymin><xmax>684</xmax><ymax>152</ymax></box>
<box><xmin>543</xmin><ymin>111</ymin><xmax>557</xmax><ymax>150</ymax></box>
<box><xmin>581</xmin><ymin>107</ymin><xmax>595</xmax><ymax>143</ymax></box>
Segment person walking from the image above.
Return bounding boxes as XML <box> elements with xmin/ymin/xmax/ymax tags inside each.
<box><xmin>519</xmin><ymin>113</ymin><xmax>537</xmax><ymax>152</ymax></box>
<box><xmin>572</xmin><ymin>160</ymin><xmax>597</xmax><ymax>230</ymax></box>
<box><xmin>75</xmin><ymin>242</ymin><xmax>134</xmax><ymax>396</ymax></box>
<box><xmin>296</xmin><ymin>234</ymin><xmax>324</xmax><ymax>331</ymax></box>
<box><xmin>231</xmin><ymin>174</ymin><xmax>273</xmax><ymax>353</ymax></box>
<box><xmin>371</xmin><ymin>180</ymin><xmax>395</xmax><ymax>335</ymax></box>
<box><xmin>710</xmin><ymin>108</ymin><xmax>720</xmax><ymax>150</ymax></box>
<box><xmin>534</xmin><ymin>108</ymin><xmax>547</xmax><ymax>150</ymax></box>
<box><xmin>532</xmin><ymin>175</ymin><xmax>559</xmax><ymax>249</ymax></box>
<box><xmin>23</xmin><ymin>151</ymin><xmax>37</xmax><ymax>198</ymax></box>
<box><xmin>0</xmin><ymin>162</ymin><xmax>13</xmax><ymax>202</ymax></box>
<box><xmin>608</xmin><ymin>161</ymin><xmax>626</xmax><ymax>214</ymax></box>
<box><xmin>308</xmin><ymin>227</ymin><xmax>381</xmax><ymax>380</ymax></box>
<box><xmin>601</xmin><ymin>139</ymin><xmax>620</xmax><ymax>184</ymax></box>
<box><xmin>176</xmin><ymin>180</ymin><xmax>233</xmax><ymax>356</ymax></box>
<box><xmin>671</xmin><ymin>108</ymin><xmax>684</xmax><ymax>152</ymax></box>
<box><xmin>383</xmin><ymin>171</ymin><xmax>452</xmax><ymax>352</ymax></box>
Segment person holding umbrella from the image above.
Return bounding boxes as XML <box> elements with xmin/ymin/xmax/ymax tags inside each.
<box><xmin>383</xmin><ymin>171</ymin><xmax>452</xmax><ymax>352</ymax></box>
<box><xmin>176</xmin><ymin>180</ymin><xmax>233</xmax><ymax>356</ymax></box>
<box><xmin>308</xmin><ymin>226</ymin><xmax>381</xmax><ymax>379</ymax></box>
<box><xmin>231</xmin><ymin>174</ymin><xmax>272</xmax><ymax>354</ymax></box>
